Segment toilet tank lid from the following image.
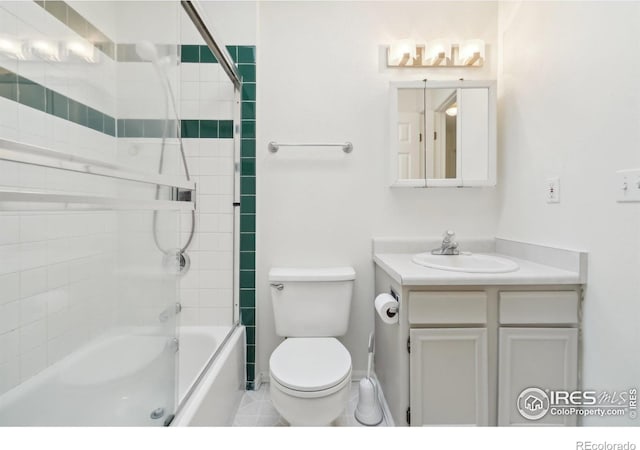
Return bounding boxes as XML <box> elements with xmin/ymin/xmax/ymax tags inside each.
<box><xmin>269</xmin><ymin>267</ymin><xmax>355</xmax><ymax>282</ymax></box>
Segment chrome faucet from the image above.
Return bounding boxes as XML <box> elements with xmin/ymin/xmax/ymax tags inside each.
<box><xmin>431</xmin><ymin>230</ymin><xmax>460</xmax><ymax>255</ymax></box>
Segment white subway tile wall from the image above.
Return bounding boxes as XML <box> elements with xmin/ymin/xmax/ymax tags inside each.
<box><xmin>0</xmin><ymin>211</ymin><xmax>118</xmax><ymax>394</ymax></box>
<box><xmin>178</xmin><ymin>135</ymin><xmax>234</xmax><ymax>326</ymax></box>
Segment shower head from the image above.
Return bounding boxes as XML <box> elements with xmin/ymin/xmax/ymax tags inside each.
<box><xmin>135</xmin><ymin>41</ymin><xmax>160</xmax><ymax>63</ymax></box>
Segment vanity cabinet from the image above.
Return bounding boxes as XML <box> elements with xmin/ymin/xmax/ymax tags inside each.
<box><xmin>373</xmin><ymin>273</ymin><xmax>583</xmax><ymax>427</ymax></box>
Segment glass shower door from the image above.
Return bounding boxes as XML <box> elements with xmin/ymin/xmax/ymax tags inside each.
<box><xmin>0</xmin><ymin>0</ymin><xmax>187</xmax><ymax>426</ymax></box>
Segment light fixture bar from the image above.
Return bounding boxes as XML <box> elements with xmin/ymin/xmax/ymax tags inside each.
<box><xmin>386</xmin><ymin>40</ymin><xmax>485</xmax><ymax>68</ymax></box>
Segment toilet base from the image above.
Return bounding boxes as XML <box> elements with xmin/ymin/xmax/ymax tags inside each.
<box><xmin>269</xmin><ymin>374</ymin><xmax>351</xmax><ymax>426</ymax></box>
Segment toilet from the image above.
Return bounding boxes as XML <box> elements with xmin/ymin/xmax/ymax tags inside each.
<box><xmin>268</xmin><ymin>267</ymin><xmax>355</xmax><ymax>426</ymax></box>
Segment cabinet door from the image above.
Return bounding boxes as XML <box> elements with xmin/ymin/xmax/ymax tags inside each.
<box><xmin>498</xmin><ymin>328</ymin><xmax>578</xmax><ymax>426</ymax></box>
<box><xmin>410</xmin><ymin>328</ymin><xmax>489</xmax><ymax>426</ymax></box>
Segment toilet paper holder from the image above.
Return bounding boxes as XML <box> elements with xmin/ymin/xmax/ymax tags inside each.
<box><xmin>386</xmin><ymin>289</ymin><xmax>399</xmax><ymax>317</ymax></box>
<box><xmin>386</xmin><ymin>305</ymin><xmax>398</xmax><ymax>318</ymax></box>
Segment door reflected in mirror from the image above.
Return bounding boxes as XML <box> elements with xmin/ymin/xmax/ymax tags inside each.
<box><xmin>390</xmin><ymin>80</ymin><xmax>496</xmax><ymax>187</ymax></box>
<box><xmin>396</xmin><ymin>88</ymin><xmax>458</xmax><ymax>180</ymax></box>
<box><xmin>396</xmin><ymin>88</ymin><xmax>425</xmax><ymax>179</ymax></box>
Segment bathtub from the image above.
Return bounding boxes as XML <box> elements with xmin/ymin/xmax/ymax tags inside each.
<box><xmin>173</xmin><ymin>324</ymin><xmax>245</xmax><ymax>426</ymax></box>
<box><xmin>0</xmin><ymin>325</ymin><xmax>245</xmax><ymax>426</ymax></box>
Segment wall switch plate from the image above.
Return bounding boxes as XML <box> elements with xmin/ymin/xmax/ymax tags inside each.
<box><xmin>616</xmin><ymin>168</ymin><xmax>640</xmax><ymax>203</ymax></box>
<box><xmin>546</xmin><ymin>177</ymin><xmax>560</xmax><ymax>203</ymax></box>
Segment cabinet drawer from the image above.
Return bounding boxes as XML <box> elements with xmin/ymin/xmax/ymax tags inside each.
<box><xmin>409</xmin><ymin>291</ymin><xmax>487</xmax><ymax>325</ymax></box>
<box><xmin>499</xmin><ymin>291</ymin><xmax>579</xmax><ymax>325</ymax></box>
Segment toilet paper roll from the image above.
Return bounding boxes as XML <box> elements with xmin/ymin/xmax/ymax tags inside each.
<box><xmin>375</xmin><ymin>293</ymin><xmax>399</xmax><ymax>325</ymax></box>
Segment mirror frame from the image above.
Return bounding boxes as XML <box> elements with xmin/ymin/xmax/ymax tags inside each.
<box><xmin>389</xmin><ymin>80</ymin><xmax>497</xmax><ymax>188</ymax></box>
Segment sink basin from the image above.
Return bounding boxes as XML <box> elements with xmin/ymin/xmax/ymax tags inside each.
<box><xmin>412</xmin><ymin>252</ymin><xmax>519</xmax><ymax>273</ymax></box>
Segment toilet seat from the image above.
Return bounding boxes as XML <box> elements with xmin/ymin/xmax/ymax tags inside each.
<box><xmin>270</xmin><ymin>337</ymin><xmax>352</xmax><ymax>395</ymax></box>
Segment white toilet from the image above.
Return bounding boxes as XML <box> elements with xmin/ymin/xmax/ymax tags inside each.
<box><xmin>268</xmin><ymin>267</ymin><xmax>355</xmax><ymax>426</ymax></box>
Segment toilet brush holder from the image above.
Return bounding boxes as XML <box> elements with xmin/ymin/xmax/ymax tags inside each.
<box><xmin>354</xmin><ymin>377</ymin><xmax>383</xmax><ymax>426</ymax></box>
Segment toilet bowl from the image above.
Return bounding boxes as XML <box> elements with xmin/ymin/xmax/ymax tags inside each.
<box><xmin>268</xmin><ymin>267</ymin><xmax>356</xmax><ymax>426</ymax></box>
<box><xmin>269</xmin><ymin>337</ymin><xmax>352</xmax><ymax>426</ymax></box>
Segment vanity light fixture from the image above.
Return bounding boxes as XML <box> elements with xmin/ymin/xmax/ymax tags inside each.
<box><xmin>28</xmin><ymin>40</ymin><xmax>60</xmax><ymax>62</ymax></box>
<box><xmin>423</xmin><ymin>39</ymin><xmax>451</xmax><ymax>66</ymax></box>
<box><xmin>386</xmin><ymin>39</ymin><xmax>485</xmax><ymax>68</ymax></box>
<box><xmin>388</xmin><ymin>38</ymin><xmax>417</xmax><ymax>66</ymax></box>
<box><xmin>0</xmin><ymin>37</ymin><xmax>23</xmax><ymax>59</ymax></box>
<box><xmin>458</xmin><ymin>39</ymin><xmax>485</xmax><ymax>66</ymax></box>
<box><xmin>0</xmin><ymin>38</ymin><xmax>98</xmax><ymax>63</ymax></box>
<box><xmin>66</xmin><ymin>41</ymin><xmax>96</xmax><ymax>63</ymax></box>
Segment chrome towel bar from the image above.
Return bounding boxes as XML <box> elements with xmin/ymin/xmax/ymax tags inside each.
<box><xmin>268</xmin><ymin>142</ymin><xmax>353</xmax><ymax>154</ymax></box>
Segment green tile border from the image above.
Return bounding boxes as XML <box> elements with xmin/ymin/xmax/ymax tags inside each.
<box><xmin>245</xmin><ymin>326</ymin><xmax>255</xmax><ymax>345</ymax></box>
<box><xmin>238</xmin><ymin>64</ymin><xmax>256</xmax><ymax>83</ymax></box>
<box><xmin>240</xmin><ymin>233</ymin><xmax>255</xmax><ymax>252</ymax></box>
<box><xmin>200</xmin><ymin>120</ymin><xmax>218</xmax><ymax>138</ymax></box>
<box><xmin>237</xmin><ymin>46</ymin><xmax>256</xmax><ymax>64</ymax></box>
<box><xmin>240</xmin><ymin>176</ymin><xmax>256</xmax><ymax>195</ymax></box>
<box><xmin>239</xmin><ymin>290</ymin><xmax>255</xmax><ymax>309</ymax></box>
<box><xmin>0</xmin><ymin>65</ymin><xmax>117</xmax><ymax>136</ymax></box>
<box><xmin>240</xmin><ymin>251</ymin><xmax>256</xmax><ymax>270</ymax></box>
<box><xmin>181</xmin><ymin>44</ymin><xmax>200</xmax><ymax>63</ymax></box>
<box><xmin>237</xmin><ymin>47</ymin><xmax>257</xmax><ymax>389</ymax></box>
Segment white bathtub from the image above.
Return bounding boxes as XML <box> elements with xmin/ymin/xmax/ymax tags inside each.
<box><xmin>173</xmin><ymin>325</ymin><xmax>245</xmax><ymax>426</ymax></box>
<box><xmin>0</xmin><ymin>325</ymin><xmax>245</xmax><ymax>426</ymax></box>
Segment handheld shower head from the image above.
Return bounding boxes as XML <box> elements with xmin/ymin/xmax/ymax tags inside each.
<box><xmin>135</xmin><ymin>41</ymin><xmax>159</xmax><ymax>63</ymax></box>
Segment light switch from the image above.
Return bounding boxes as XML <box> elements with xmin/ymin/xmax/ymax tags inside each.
<box><xmin>616</xmin><ymin>169</ymin><xmax>640</xmax><ymax>203</ymax></box>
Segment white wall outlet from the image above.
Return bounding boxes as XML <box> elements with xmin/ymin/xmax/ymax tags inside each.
<box><xmin>616</xmin><ymin>169</ymin><xmax>640</xmax><ymax>203</ymax></box>
<box><xmin>546</xmin><ymin>177</ymin><xmax>560</xmax><ymax>203</ymax></box>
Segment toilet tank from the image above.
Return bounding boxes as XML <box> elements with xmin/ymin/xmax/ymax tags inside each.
<box><xmin>269</xmin><ymin>267</ymin><xmax>355</xmax><ymax>337</ymax></box>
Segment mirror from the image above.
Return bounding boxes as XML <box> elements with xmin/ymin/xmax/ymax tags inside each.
<box><xmin>390</xmin><ymin>80</ymin><xmax>496</xmax><ymax>187</ymax></box>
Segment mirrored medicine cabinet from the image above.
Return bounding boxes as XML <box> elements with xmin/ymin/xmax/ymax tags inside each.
<box><xmin>389</xmin><ymin>80</ymin><xmax>496</xmax><ymax>187</ymax></box>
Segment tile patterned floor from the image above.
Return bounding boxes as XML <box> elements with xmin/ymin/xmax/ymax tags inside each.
<box><xmin>232</xmin><ymin>381</ymin><xmax>388</xmax><ymax>427</ymax></box>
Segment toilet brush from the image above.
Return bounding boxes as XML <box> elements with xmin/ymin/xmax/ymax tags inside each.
<box><xmin>354</xmin><ymin>332</ymin><xmax>383</xmax><ymax>426</ymax></box>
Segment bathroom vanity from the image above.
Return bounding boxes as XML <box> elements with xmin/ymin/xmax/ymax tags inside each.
<box><xmin>372</xmin><ymin>238</ymin><xmax>587</xmax><ymax>427</ymax></box>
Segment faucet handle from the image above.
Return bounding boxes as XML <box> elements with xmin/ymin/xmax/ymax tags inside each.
<box><xmin>443</xmin><ymin>230</ymin><xmax>455</xmax><ymax>242</ymax></box>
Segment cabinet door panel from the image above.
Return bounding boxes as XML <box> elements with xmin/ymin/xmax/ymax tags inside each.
<box><xmin>410</xmin><ymin>328</ymin><xmax>488</xmax><ymax>426</ymax></box>
<box><xmin>498</xmin><ymin>328</ymin><xmax>578</xmax><ymax>426</ymax></box>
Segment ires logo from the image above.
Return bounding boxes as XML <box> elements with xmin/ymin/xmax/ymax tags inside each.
<box><xmin>517</xmin><ymin>388</ymin><xmax>637</xmax><ymax>420</ymax></box>
<box><xmin>549</xmin><ymin>390</ymin><xmax>598</xmax><ymax>406</ymax></box>
<box><xmin>517</xmin><ymin>388</ymin><xmax>550</xmax><ymax>420</ymax></box>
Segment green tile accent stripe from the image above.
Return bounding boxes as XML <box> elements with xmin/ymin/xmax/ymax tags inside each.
<box><xmin>179</xmin><ymin>45</ymin><xmax>256</xmax><ymax>64</ymax></box>
<box><xmin>116</xmin><ymin>44</ymin><xmax>178</xmax><ymax>62</ymax></box>
<box><xmin>0</xmin><ymin>68</ymin><xmax>239</xmax><ymax>139</ymax></box>
<box><xmin>35</xmin><ymin>0</ymin><xmax>116</xmax><ymax>59</ymax></box>
<box><xmin>0</xmin><ymin>65</ymin><xmax>116</xmax><ymax>136</ymax></box>
<box><xmin>116</xmin><ymin>119</ymin><xmax>179</xmax><ymax>138</ymax></box>
<box><xmin>175</xmin><ymin>120</ymin><xmax>235</xmax><ymax>139</ymax></box>
<box><xmin>238</xmin><ymin>47</ymin><xmax>257</xmax><ymax>389</ymax></box>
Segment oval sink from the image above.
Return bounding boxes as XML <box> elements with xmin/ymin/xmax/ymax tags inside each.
<box><xmin>412</xmin><ymin>252</ymin><xmax>519</xmax><ymax>273</ymax></box>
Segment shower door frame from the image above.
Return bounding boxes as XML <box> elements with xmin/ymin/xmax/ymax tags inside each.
<box><xmin>171</xmin><ymin>0</ymin><xmax>244</xmax><ymax>419</ymax></box>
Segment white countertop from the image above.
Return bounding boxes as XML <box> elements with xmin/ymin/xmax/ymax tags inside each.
<box><xmin>374</xmin><ymin>252</ymin><xmax>583</xmax><ymax>286</ymax></box>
